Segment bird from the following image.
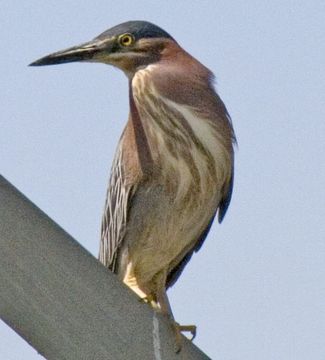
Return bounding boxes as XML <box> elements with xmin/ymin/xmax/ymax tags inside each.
<box><xmin>30</xmin><ymin>20</ymin><xmax>236</xmax><ymax>351</ymax></box>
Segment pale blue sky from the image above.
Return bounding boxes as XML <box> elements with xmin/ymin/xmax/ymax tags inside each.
<box><xmin>1</xmin><ymin>1</ymin><xmax>325</xmax><ymax>359</ymax></box>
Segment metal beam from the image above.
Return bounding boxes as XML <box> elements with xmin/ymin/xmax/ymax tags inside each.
<box><xmin>0</xmin><ymin>175</ymin><xmax>211</xmax><ymax>360</ymax></box>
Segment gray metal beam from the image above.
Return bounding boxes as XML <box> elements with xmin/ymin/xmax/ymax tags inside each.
<box><xmin>0</xmin><ymin>175</ymin><xmax>211</xmax><ymax>360</ymax></box>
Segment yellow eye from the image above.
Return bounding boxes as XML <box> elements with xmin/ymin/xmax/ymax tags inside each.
<box><xmin>119</xmin><ymin>33</ymin><xmax>134</xmax><ymax>47</ymax></box>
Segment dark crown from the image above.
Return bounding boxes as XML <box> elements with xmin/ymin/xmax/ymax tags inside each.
<box><xmin>96</xmin><ymin>20</ymin><xmax>174</xmax><ymax>41</ymax></box>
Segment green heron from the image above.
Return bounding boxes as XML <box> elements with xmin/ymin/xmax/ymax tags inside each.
<box><xmin>30</xmin><ymin>20</ymin><xmax>236</xmax><ymax>351</ymax></box>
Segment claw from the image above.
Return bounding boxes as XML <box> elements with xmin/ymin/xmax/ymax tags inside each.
<box><xmin>179</xmin><ymin>324</ymin><xmax>197</xmax><ymax>340</ymax></box>
<box><xmin>171</xmin><ymin>321</ymin><xmax>197</xmax><ymax>353</ymax></box>
<box><xmin>139</xmin><ymin>295</ymin><xmax>160</xmax><ymax>310</ymax></box>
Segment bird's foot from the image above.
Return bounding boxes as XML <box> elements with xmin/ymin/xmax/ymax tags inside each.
<box><xmin>171</xmin><ymin>321</ymin><xmax>197</xmax><ymax>353</ymax></box>
<box><xmin>139</xmin><ymin>295</ymin><xmax>160</xmax><ymax>310</ymax></box>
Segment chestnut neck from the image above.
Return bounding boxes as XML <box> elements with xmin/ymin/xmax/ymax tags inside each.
<box><xmin>128</xmin><ymin>82</ymin><xmax>154</xmax><ymax>175</ymax></box>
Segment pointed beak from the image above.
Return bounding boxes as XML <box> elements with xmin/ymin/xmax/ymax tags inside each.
<box><xmin>29</xmin><ymin>38</ymin><xmax>113</xmax><ymax>66</ymax></box>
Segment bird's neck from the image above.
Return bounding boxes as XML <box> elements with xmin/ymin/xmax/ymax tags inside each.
<box><xmin>128</xmin><ymin>82</ymin><xmax>154</xmax><ymax>176</ymax></box>
<box><xmin>127</xmin><ymin>64</ymin><xmax>234</xmax><ymax>193</ymax></box>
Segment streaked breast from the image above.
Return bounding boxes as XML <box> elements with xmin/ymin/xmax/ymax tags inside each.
<box><xmin>131</xmin><ymin>66</ymin><xmax>232</xmax><ymax>207</ymax></box>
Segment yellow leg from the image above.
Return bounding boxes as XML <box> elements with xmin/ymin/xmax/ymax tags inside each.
<box><xmin>123</xmin><ymin>264</ymin><xmax>160</xmax><ymax>309</ymax></box>
<box><xmin>123</xmin><ymin>263</ymin><xmax>148</xmax><ymax>298</ymax></box>
<box><xmin>139</xmin><ymin>294</ymin><xmax>160</xmax><ymax>310</ymax></box>
<box><xmin>156</xmin><ymin>285</ymin><xmax>197</xmax><ymax>353</ymax></box>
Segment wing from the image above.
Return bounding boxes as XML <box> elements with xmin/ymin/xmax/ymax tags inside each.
<box><xmin>99</xmin><ymin>146</ymin><xmax>133</xmax><ymax>273</ymax></box>
<box><xmin>218</xmin><ymin>163</ymin><xmax>234</xmax><ymax>223</ymax></box>
<box><xmin>166</xmin><ymin>164</ymin><xmax>234</xmax><ymax>288</ymax></box>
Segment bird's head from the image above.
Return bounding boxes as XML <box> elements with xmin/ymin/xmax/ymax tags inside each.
<box><xmin>30</xmin><ymin>21</ymin><xmax>177</xmax><ymax>77</ymax></box>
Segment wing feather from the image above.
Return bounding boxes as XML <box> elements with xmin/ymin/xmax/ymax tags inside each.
<box><xmin>99</xmin><ymin>146</ymin><xmax>133</xmax><ymax>272</ymax></box>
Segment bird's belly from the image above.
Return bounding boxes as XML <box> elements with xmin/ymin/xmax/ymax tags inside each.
<box><xmin>121</xmin><ymin>177</ymin><xmax>220</xmax><ymax>289</ymax></box>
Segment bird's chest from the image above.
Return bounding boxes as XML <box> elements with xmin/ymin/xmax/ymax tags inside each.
<box><xmin>132</xmin><ymin>83</ymin><xmax>223</xmax><ymax>206</ymax></box>
<box><xmin>121</xmin><ymin>74</ymin><xmax>230</xmax><ymax>279</ymax></box>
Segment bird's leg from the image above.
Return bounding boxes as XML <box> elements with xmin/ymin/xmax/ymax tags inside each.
<box><xmin>139</xmin><ymin>294</ymin><xmax>160</xmax><ymax>310</ymax></box>
<box><xmin>123</xmin><ymin>265</ymin><xmax>159</xmax><ymax>308</ymax></box>
<box><xmin>122</xmin><ymin>265</ymin><xmax>160</xmax><ymax>309</ymax></box>
<box><xmin>156</xmin><ymin>283</ymin><xmax>196</xmax><ymax>353</ymax></box>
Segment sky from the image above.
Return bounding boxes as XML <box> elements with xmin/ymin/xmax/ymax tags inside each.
<box><xmin>1</xmin><ymin>1</ymin><xmax>325</xmax><ymax>359</ymax></box>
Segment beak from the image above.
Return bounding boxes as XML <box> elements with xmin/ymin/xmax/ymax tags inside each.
<box><xmin>29</xmin><ymin>38</ymin><xmax>113</xmax><ymax>66</ymax></box>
